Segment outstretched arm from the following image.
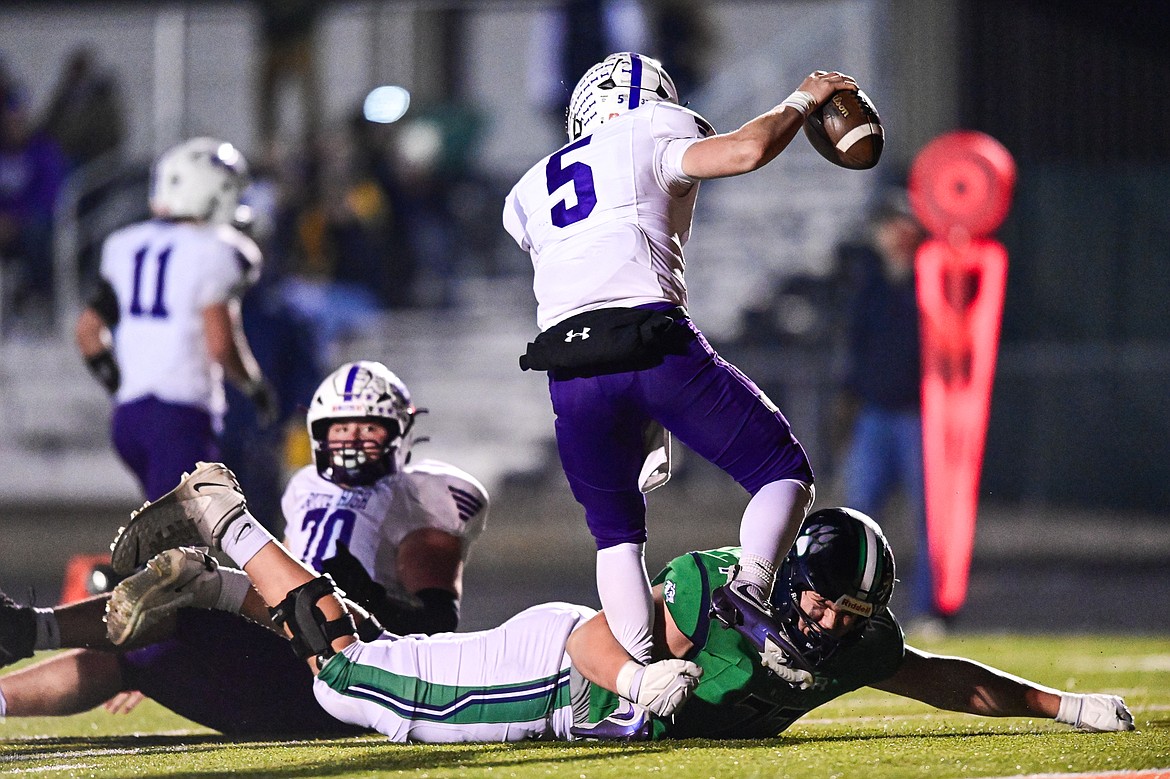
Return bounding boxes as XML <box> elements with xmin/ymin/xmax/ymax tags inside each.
<box><xmin>681</xmin><ymin>70</ymin><xmax>858</xmax><ymax>180</ymax></box>
<box><xmin>872</xmin><ymin>646</ymin><xmax>1134</xmax><ymax>731</ymax></box>
<box><xmin>873</xmin><ymin>646</ymin><xmax>1060</xmax><ymax>717</ymax></box>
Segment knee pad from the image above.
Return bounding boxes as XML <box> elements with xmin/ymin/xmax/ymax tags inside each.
<box><xmin>268</xmin><ymin>575</ymin><xmax>356</xmax><ymax>661</ymax></box>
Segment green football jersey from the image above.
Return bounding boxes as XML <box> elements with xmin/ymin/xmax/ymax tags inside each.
<box><xmin>588</xmin><ymin>547</ymin><xmax>905</xmax><ymax>739</ymax></box>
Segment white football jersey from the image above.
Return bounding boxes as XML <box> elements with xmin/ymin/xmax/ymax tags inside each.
<box><xmin>281</xmin><ymin>459</ymin><xmax>489</xmax><ymax>591</ymax></box>
<box><xmin>503</xmin><ymin>101</ymin><xmax>713</xmax><ymax>330</ymax></box>
<box><xmin>100</xmin><ymin>219</ymin><xmax>261</xmax><ymax>413</ymax></box>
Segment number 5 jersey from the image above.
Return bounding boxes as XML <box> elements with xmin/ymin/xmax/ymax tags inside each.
<box><xmin>502</xmin><ymin>101</ymin><xmax>714</xmax><ymax>331</ymax></box>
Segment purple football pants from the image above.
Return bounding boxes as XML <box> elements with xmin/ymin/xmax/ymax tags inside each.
<box><xmin>119</xmin><ymin>609</ymin><xmax>362</xmax><ymax>736</ymax></box>
<box><xmin>112</xmin><ymin>395</ymin><xmax>219</xmax><ymax>500</ymax></box>
<box><xmin>549</xmin><ymin>313</ymin><xmax>813</xmax><ymax>550</ymax></box>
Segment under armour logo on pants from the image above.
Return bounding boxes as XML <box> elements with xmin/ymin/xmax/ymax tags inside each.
<box><xmin>564</xmin><ymin>328</ymin><xmax>591</xmax><ymax>342</ymax></box>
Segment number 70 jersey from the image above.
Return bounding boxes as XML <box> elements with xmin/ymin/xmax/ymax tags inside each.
<box><xmin>280</xmin><ymin>459</ymin><xmax>489</xmax><ymax>590</ymax></box>
<box><xmin>502</xmin><ymin>102</ymin><xmax>714</xmax><ymax>331</ymax></box>
<box><xmin>99</xmin><ymin>218</ymin><xmax>260</xmax><ymax>413</ymax></box>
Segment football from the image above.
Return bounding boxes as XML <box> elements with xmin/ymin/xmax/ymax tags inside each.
<box><xmin>804</xmin><ymin>89</ymin><xmax>884</xmax><ymax>170</ymax></box>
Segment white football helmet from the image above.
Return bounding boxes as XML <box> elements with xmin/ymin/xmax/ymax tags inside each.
<box><xmin>306</xmin><ymin>361</ymin><xmax>417</xmax><ymax>486</ymax></box>
<box><xmin>567</xmin><ymin>52</ymin><xmax>679</xmax><ymax>141</ymax></box>
<box><xmin>149</xmin><ymin>137</ymin><xmax>249</xmax><ymax>225</ymax></box>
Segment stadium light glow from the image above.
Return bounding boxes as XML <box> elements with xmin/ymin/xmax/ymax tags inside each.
<box><xmin>363</xmin><ymin>85</ymin><xmax>411</xmax><ymax>124</ymax></box>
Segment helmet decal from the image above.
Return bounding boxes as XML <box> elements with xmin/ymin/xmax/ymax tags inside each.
<box><xmin>566</xmin><ymin>52</ymin><xmax>679</xmax><ymax>141</ymax></box>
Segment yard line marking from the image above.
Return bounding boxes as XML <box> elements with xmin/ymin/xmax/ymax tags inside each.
<box><xmin>3</xmin><ymin>765</ymin><xmax>96</xmax><ymax>774</ymax></box>
<box><xmin>974</xmin><ymin>769</ymin><xmax>1170</xmax><ymax>779</ymax></box>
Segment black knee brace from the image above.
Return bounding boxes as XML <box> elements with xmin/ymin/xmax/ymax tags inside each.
<box><xmin>268</xmin><ymin>575</ymin><xmax>357</xmax><ymax>661</ymax></box>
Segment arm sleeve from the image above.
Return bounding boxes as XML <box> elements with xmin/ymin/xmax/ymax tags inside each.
<box><xmin>194</xmin><ymin>234</ymin><xmax>249</xmax><ymax>309</ymax></box>
<box><xmin>502</xmin><ymin>187</ymin><xmax>532</xmax><ymax>251</ymax></box>
<box><xmin>652</xmin><ymin>104</ymin><xmax>716</xmax><ymax>194</ymax></box>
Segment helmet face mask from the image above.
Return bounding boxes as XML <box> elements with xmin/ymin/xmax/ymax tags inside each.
<box><xmin>566</xmin><ymin>52</ymin><xmax>679</xmax><ymax>141</ymax></box>
<box><xmin>306</xmin><ymin>362</ymin><xmax>416</xmax><ymax>487</ymax></box>
<box><xmin>150</xmin><ymin>137</ymin><xmax>249</xmax><ymax>225</ymax></box>
<box><xmin>772</xmin><ymin>507</ymin><xmax>896</xmax><ymax>668</ymax></box>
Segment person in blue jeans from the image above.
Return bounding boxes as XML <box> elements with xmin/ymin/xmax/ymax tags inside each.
<box><xmin>836</xmin><ymin>191</ymin><xmax>940</xmax><ymax>631</ymax></box>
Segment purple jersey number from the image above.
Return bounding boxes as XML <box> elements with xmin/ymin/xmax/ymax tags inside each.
<box><xmin>129</xmin><ymin>243</ymin><xmax>173</xmax><ymax>318</ymax></box>
<box><xmin>546</xmin><ymin>136</ymin><xmax>597</xmax><ymax>227</ymax></box>
<box><xmin>301</xmin><ymin>507</ymin><xmax>357</xmax><ymax>571</ymax></box>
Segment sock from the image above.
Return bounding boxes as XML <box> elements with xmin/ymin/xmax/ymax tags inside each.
<box><xmin>735</xmin><ymin>554</ymin><xmax>777</xmax><ymax>601</ymax></box>
<box><xmin>218</xmin><ymin>510</ymin><xmax>278</xmax><ymax>568</ymax></box>
<box><xmin>0</xmin><ymin>686</ymin><xmax>7</xmax><ymax>718</ymax></box>
<box><xmin>738</xmin><ymin>479</ymin><xmax>814</xmax><ymax>597</ymax></box>
<box><xmin>595</xmin><ymin>543</ymin><xmax>654</xmax><ymax>663</ymax></box>
<box><xmin>214</xmin><ymin>567</ymin><xmax>254</xmax><ymax>613</ymax></box>
<box><xmin>32</xmin><ymin>608</ymin><xmax>60</xmax><ymax>651</ymax></box>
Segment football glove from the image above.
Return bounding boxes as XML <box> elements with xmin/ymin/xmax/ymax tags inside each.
<box><xmin>615</xmin><ymin>658</ymin><xmax>703</xmax><ymax>718</ymax></box>
<box><xmin>245</xmin><ymin>377</ymin><xmax>279</xmax><ymax>428</ymax></box>
<box><xmin>1056</xmin><ymin>693</ymin><xmax>1135</xmax><ymax>732</ymax></box>
<box><xmin>85</xmin><ymin>349</ymin><xmax>121</xmax><ymax>395</ymax></box>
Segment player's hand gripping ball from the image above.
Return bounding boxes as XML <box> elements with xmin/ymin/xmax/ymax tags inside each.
<box><xmin>804</xmin><ymin>89</ymin><xmax>884</xmax><ymax>170</ymax></box>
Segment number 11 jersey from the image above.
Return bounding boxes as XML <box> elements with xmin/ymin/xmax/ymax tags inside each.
<box><xmin>99</xmin><ymin>219</ymin><xmax>260</xmax><ymax>414</ymax></box>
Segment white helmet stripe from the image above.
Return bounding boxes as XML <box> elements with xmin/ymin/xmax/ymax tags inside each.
<box><xmin>858</xmin><ymin>522</ymin><xmax>881</xmax><ymax>598</ymax></box>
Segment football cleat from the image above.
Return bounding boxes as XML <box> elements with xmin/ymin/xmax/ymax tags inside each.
<box><xmin>711</xmin><ymin>575</ymin><xmax>815</xmax><ymax>687</ymax></box>
<box><xmin>105</xmin><ymin>548</ymin><xmax>223</xmax><ymax>647</ymax></box>
<box><xmin>0</xmin><ymin>588</ymin><xmax>36</xmax><ymax>667</ymax></box>
<box><xmin>110</xmin><ymin>462</ymin><xmax>248</xmax><ymax>576</ymax></box>
<box><xmin>570</xmin><ymin>699</ymin><xmax>652</xmax><ymax>741</ymax></box>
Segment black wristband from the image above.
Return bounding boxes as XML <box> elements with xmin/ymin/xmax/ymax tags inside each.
<box><xmin>85</xmin><ymin>350</ymin><xmax>121</xmax><ymax>395</ymax></box>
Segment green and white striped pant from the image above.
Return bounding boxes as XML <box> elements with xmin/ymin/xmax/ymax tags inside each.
<box><xmin>313</xmin><ymin>602</ymin><xmax>597</xmax><ymax>742</ymax></box>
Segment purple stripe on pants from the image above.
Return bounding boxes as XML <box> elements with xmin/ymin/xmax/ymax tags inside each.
<box><xmin>549</xmin><ymin>316</ymin><xmax>813</xmax><ymax>549</ymax></box>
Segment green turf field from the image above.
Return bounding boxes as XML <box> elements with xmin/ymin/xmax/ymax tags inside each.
<box><xmin>1</xmin><ymin>634</ymin><xmax>1167</xmax><ymax>778</ymax></box>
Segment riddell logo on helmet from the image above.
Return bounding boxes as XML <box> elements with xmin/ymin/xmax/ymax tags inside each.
<box><xmin>834</xmin><ymin>595</ymin><xmax>873</xmax><ymax>617</ymax></box>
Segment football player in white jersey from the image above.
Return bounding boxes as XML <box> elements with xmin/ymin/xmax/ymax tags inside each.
<box><xmin>0</xmin><ymin>363</ymin><xmax>489</xmax><ymax>735</ymax></box>
<box><xmin>283</xmin><ymin>360</ymin><xmax>488</xmax><ymax>634</ymax></box>
<box><xmin>503</xmin><ymin>53</ymin><xmax>859</xmax><ymax>682</ymax></box>
<box><xmin>75</xmin><ymin>137</ymin><xmax>275</xmax><ymax>501</ymax></box>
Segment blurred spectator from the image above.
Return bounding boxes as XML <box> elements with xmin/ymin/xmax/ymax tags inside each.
<box><xmin>384</xmin><ymin>103</ymin><xmax>489</xmax><ymax>308</ymax></box>
<box><xmin>39</xmin><ymin>47</ymin><xmax>125</xmax><ymax>171</ymax></box>
<box><xmin>279</xmin><ymin>119</ymin><xmax>391</xmax><ymax>359</ymax></box>
<box><xmin>255</xmin><ymin>0</ymin><xmax>322</xmax><ymax>149</ymax></box>
<box><xmin>0</xmin><ymin>76</ymin><xmax>68</xmax><ymax>331</ymax></box>
<box><xmin>834</xmin><ymin>190</ymin><xmax>942</xmax><ymax>633</ymax></box>
<box><xmin>647</xmin><ymin>0</ymin><xmax>717</xmax><ymax>97</ymax></box>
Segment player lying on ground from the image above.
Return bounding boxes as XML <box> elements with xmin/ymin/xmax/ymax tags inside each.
<box><xmin>0</xmin><ymin>364</ymin><xmax>488</xmax><ymax>735</ymax></box>
<box><xmin>2</xmin><ymin>465</ymin><xmax>1129</xmax><ymax>739</ymax></box>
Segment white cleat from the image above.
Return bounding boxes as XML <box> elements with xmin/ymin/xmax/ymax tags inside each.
<box><xmin>110</xmin><ymin>462</ymin><xmax>248</xmax><ymax>576</ymax></box>
<box><xmin>105</xmin><ymin>547</ymin><xmax>223</xmax><ymax>646</ymax></box>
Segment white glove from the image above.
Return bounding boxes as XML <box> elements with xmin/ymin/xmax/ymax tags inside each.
<box><xmin>760</xmin><ymin>636</ymin><xmax>815</xmax><ymax>690</ymax></box>
<box><xmin>1056</xmin><ymin>693</ymin><xmax>1135</xmax><ymax>732</ymax></box>
<box><xmin>615</xmin><ymin>659</ymin><xmax>703</xmax><ymax>718</ymax></box>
